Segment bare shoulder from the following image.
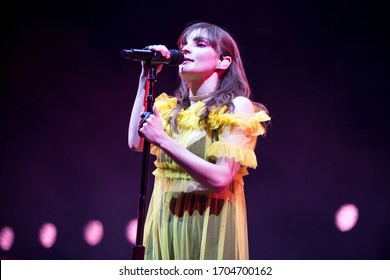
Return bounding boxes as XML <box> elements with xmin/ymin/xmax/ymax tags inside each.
<box><xmin>232</xmin><ymin>96</ymin><xmax>255</xmax><ymax>114</ymax></box>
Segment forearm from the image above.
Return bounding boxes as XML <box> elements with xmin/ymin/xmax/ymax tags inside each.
<box><xmin>128</xmin><ymin>73</ymin><xmax>148</xmax><ymax>151</ymax></box>
<box><xmin>158</xmin><ymin>134</ymin><xmax>239</xmax><ymax>193</ymax></box>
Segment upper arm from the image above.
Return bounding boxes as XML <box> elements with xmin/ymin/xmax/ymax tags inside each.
<box><xmin>211</xmin><ymin>97</ymin><xmax>254</xmax><ymax>185</ymax></box>
<box><xmin>232</xmin><ymin>96</ymin><xmax>255</xmax><ymax>114</ymax></box>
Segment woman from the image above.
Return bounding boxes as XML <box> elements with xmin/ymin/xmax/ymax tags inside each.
<box><xmin>128</xmin><ymin>22</ymin><xmax>270</xmax><ymax>259</ymax></box>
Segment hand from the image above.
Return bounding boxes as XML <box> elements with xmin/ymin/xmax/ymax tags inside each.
<box><xmin>141</xmin><ymin>44</ymin><xmax>171</xmax><ymax>75</ymax></box>
<box><xmin>138</xmin><ymin>105</ymin><xmax>167</xmax><ymax>146</ymax></box>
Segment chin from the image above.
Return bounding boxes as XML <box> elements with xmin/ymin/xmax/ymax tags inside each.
<box><xmin>179</xmin><ymin>69</ymin><xmax>191</xmax><ymax>78</ymax></box>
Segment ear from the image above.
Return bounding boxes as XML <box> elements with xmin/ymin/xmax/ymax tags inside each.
<box><xmin>216</xmin><ymin>56</ymin><xmax>232</xmax><ymax>70</ymax></box>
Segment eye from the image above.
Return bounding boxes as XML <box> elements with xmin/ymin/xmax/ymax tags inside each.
<box><xmin>196</xmin><ymin>41</ymin><xmax>208</xmax><ymax>47</ymax></box>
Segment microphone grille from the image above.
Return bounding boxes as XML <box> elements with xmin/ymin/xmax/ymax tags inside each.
<box><xmin>168</xmin><ymin>49</ymin><xmax>185</xmax><ymax>66</ymax></box>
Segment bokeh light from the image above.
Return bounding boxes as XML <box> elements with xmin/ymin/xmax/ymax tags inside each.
<box><xmin>0</xmin><ymin>226</ymin><xmax>15</xmax><ymax>251</ymax></box>
<box><xmin>126</xmin><ymin>218</ymin><xmax>138</xmax><ymax>245</ymax></box>
<box><xmin>83</xmin><ymin>220</ymin><xmax>104</xmax><ymax>246</ymax></box>
<box><xmin>335</xmin><ymin>203</ymin><xmax>359</xmax><ymax>232</ymax></box>
<box><xmin>39</xmin><ymin>223</ymin><xmax>57</xmax><ymax>249</ymax></box>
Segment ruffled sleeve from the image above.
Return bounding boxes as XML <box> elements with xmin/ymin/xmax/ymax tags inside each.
<box><xmin>151</xmin><ymin>93</ymin><xmax>177</xmax><ymax>155</ymax></box>
<box><xmin>206</xmin><ymin>107</ymin><xmax>270</xmax><ymax>169</ymax></box>
<box><xmin>154</xmin><ymin>93</ymin><xmax>177</xmax><ymax>126</ymax></box>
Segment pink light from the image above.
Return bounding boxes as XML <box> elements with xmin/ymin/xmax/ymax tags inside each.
<box><xmin>0</xmin><ymin>226</ymin><xmax>15</xmax><ymax>251</ymax></box>
<box><xmin>335</xmin><ymin>203</ymin><xmax>359</xmax><ymax>232</ymax></box>
<box><xmin>83</xmin><ymin>220</ymin><xmax>104</xmax><ymax>246</ymax></box>
<box><xmin>126</xmin><ymin>218</ymin><xmax>138</xmax><ymax>245</ymax></box>
<box><xmin>39</xmin><ymin>223</ymin><xmax>57</xmax><ymax>248</ymax></box>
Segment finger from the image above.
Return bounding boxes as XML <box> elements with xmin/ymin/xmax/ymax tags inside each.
<box><xmin>152</xmin><ymin>105</ymin><xmax>160</xmax><ymax>118</ymax></box>
<box><xmin>148</xmin><ymin>45</ymin><xmax>170</xmax><ymax>58</ymax></box>
<box><xmin>138</xmin><ymin>126</ymin><xmax>144</xmax><ymax>137</ymax></box>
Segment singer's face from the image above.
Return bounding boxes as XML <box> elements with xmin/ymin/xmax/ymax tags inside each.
<box><xmin>178</xmin><ymin>29</ymin><xmax>220</xmax><ymax>82</ymax></box>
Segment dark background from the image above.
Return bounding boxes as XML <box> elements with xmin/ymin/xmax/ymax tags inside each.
<box><xmin>1</xmin><ymin>0</ymin><xmax>389</xmax><ymax>259</ymax></box>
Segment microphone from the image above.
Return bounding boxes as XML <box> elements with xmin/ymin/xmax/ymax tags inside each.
<box><xmin>121</xmin><ymin>48</ymin><xmax>184</xmax><ymax>66</ymax></box>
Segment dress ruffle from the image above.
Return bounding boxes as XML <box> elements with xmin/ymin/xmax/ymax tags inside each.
<box><xmin>154</xmin><ymin>93</ymin><xmax>177</xmax><ymax>115</ymax></box>
<box><xmin>208</xmin><ymin>108</ymin><xmax>270</xmax><ymax>136</ymax></box>
<box><xmin>154</xmin><ymin>93</ymin><xmax>270</xmax><ymax>135</ymax></box>
<box><xmin>207</xmin><ymin>142</ymin><xmax>258</xmax><ymax>169</ymax></box>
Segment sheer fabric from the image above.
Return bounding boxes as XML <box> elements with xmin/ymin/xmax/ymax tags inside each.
<box><xmin>143</xmin><ymin>93</ymin><xmax>270</xmax><ymax>260</ymax></box>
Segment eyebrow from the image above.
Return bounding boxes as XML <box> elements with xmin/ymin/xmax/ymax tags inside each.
<box><xmin>192</xmin><ymin>36</ymin><xmax>210</xmax><ymax>43</ymax></box>
<box><xmin>181</xmin><ymin>35</ymin><xmax>210</xmax><ymax>47</ymax></box>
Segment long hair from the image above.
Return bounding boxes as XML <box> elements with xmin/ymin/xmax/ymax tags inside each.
<box><xmin>170</xmin><ymin>22</ymin><xmax>269</xmax><ymax>132</ymax></box>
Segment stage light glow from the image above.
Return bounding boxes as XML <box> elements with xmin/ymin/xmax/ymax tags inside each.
<box><xmin>39</xmin><ymin>223</ymin><xmax>57</xmax><ymax>249</ymax></box>
<box><xmin>0</xmin><ymin>226</ymin><xmax>14</xmax><ymax>251</ymax></box>
<box><xmin>126</xmin><ymin>218</ymin><xmax>138</xmax><ymax>245</ymax></box>
<box><xmin>83</xmin><ymin>220</ymin><xmax>104</xmax><ymax>246</ymax></box>
<box><xmin>335</xmin><ymin>203</ymin><xmax>359</xmax><ymax>232</ymax></box>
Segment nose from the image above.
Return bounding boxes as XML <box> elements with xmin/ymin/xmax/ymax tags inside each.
<box><xmin>181</xmin><ymin>44</ymin><xmax>191</xmax><ymax>54</ymax></box>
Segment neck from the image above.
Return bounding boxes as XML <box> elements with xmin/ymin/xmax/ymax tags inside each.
<box><xmin>187</xmin><ymin>73</ymin><xmax>219</xmax><ymax>102</ymax></box>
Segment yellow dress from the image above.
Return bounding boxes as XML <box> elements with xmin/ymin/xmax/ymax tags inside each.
<box><xmin>143</xmin><ymin>93</ymin><xmax>270</xmax><ymax>260</ymax></box>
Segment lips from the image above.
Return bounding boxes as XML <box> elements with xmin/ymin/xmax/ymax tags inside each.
<box><xmin>180</xmin><ymin>57</ymin><xmax>194</xmax><ymax>66</ymax></box>
<box><xmin>183</xmin><ymin>57</ymin><xmax>194</xmax><ymax>62</ymax></box>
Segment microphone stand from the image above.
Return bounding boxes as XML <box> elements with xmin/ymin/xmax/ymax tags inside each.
<box><xmin>131</xmin><ymin>65</ymin><xmax>157</xmax><ymax>260</ymax></box>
